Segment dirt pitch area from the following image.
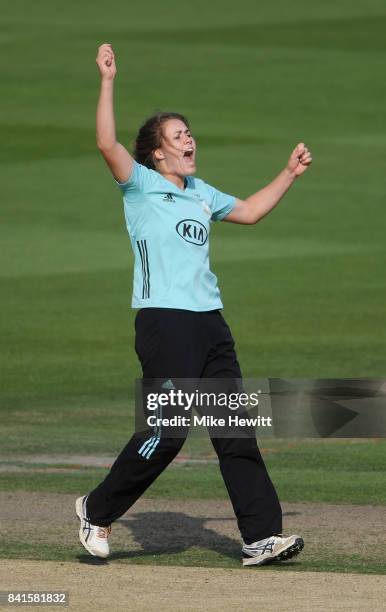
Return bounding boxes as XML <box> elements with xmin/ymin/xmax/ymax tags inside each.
<box><xmin>1</xmin><ymin>492</ymin><xmax>385</xmax><ymax>611</ymax></box>
<box><xmin>1</xmin><ymin>559</ymin><xmax>385</xmax><ymax>612</ymax></box>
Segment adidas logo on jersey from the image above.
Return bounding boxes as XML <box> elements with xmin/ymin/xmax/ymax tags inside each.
<box><xmin>163</xmin><ymin>193</ymin><xmax>175</xmax><ymax>202</ymax></box>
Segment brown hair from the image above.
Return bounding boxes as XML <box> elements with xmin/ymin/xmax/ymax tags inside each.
<box><xmin>133</xmin><ymin>112</ymin><xmax>190</xmax><ymax>169</ymax></box>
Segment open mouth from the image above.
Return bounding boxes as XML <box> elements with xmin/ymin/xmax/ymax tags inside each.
<box><xmin>183</xmin><ymin>148</ymin><xmax>194</xmax><ymax>159</ymax></box>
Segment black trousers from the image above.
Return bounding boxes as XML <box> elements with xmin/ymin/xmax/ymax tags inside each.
<box><xmin>86</xmin><ymin>308</ymin><xmax>282</xmax><ymax>544</ymax></box>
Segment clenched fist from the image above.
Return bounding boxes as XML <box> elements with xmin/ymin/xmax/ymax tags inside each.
<box><xmin>96</xmin><ymin>43</ymin><xmax>117</xmax><ymax>80</ymax></box>
<box><xmin>286</xmin><ymin>143</ymin><xmax>313</xmax><ymax>177</ymax></box>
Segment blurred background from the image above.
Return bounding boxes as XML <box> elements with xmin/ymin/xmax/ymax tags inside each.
<box><xmin>1</xmin><ymin>0</ymin><xmax>386</xmax><ymax>455</ymax></box>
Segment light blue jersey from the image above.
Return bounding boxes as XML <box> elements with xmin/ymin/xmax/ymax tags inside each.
<box><xmin>116</xmin><ymin>161</ymin><xmax>236</xmax><ymax>311</ymax></box>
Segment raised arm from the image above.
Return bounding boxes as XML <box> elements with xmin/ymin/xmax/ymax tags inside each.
<box><xmin>224</xmin><ymin>143</ymin><xmax>312</xmax><ymax>225</ymax></box>
<box><xmin>96</xmin><ymin>43</ymin><xmax>133</xmax><ymax>183</ymax></box>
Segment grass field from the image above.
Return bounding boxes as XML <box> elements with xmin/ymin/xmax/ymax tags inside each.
<box><xmin>1</xmin><ymin>0</ymin><xmax>386</xmax><ymax>585</ymax></box>
<box><xmin>1</xmin><ymin>440</ymin><xmax>386</xmax><ymax>505</ymax></box>
<box><xmin>1</xmin><ymin>440</ymin><xmax>385</xmax><ymax>574</ymax></box>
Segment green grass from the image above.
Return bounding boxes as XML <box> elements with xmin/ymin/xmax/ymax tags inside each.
<box><xmin>1</xmin><ymin>440</ymin><xmax>385</xmax><ymax>574</ymax></box>
<box><xmin>0</xmin><ymin>466</ymin><xmax>384</xmax><ymax>505</ymax></box>
<box><xmin>1</xmin><ymin>543</ymin><xmax>384</xmax><ymax>575</ymax></box>
<box><xmin>1</xmin><ymin>441</ymin><xmax>385</xmax><ymax>505</ymax></box>
<box><xmin>2</xmin><ymin>1</ymin><xmax>386</xmax><ymax>422</ymax></box>
<box><xmin>1</xmin><ymin>0</ymin><xmax>386</xmax><ymax>575</ymax></box>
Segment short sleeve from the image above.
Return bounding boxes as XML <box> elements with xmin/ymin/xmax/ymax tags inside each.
<box><xmin>206</xmin><ymin>184</ymin><xmax>237</xmax><ymax>222</ymax></box>
<box><xmin>115</xmin><ymin>160</ymin><xmax>158</xmax><ymax>195</ymax></box>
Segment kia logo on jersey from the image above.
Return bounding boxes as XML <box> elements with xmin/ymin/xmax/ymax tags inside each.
<box><xmin>176</xmin><ymin>219</ymin><xmax>208</xmax><ymax>246</ymax></box>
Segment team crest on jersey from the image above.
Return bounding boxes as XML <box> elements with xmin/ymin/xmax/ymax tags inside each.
<box><xmin>194</xmin><ymin>193</ymin><xmax>211</xmax><ymax>216</ymax></box>
<box><xmin>201</xmin><ymin>201</ymin><xmax>211</xmax><ymax>216</ymax></box>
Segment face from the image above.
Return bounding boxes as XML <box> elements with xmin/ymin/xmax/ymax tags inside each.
<box><xmin>154</xmin><ymin>118</ymin><xmax>197</xmax><ymax>176</ymax></box>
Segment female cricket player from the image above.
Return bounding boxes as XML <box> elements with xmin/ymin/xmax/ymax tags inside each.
<box><xmin>76</xmin><ymin>43</ymin><xmax>313</xmax><ymax>567</ymax></box>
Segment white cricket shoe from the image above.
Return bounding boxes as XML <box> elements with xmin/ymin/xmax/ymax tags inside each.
<box><xmin>242</xmin><ymin>534</ymin><xmax>304</xmax><ymax>567</ymax></box>
<box><xmin>75</xmin><ymin>496</ymin><xmax>111</xmax><ymax>558</ymax></box>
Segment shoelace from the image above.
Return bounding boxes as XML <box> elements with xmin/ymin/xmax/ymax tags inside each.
<box><xmin>96</xmin><ymin>526</ymin><xmax>111</xmax><ymax>539</ymax></box>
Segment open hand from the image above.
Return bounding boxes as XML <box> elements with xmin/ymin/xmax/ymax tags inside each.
<box><xmin>96</xmin><ymin>43</ymin><xmax>117</xmax><ymax>80</ymax></box>
<box><xmin>287</xmin><ymin>143</ymin><xmax>312</xmax><ymax>177</ymax></box>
